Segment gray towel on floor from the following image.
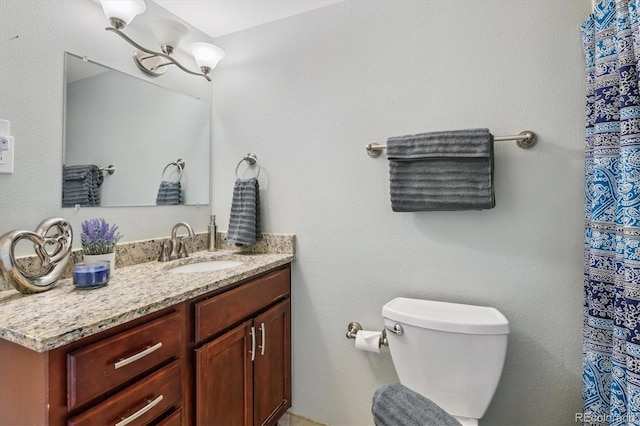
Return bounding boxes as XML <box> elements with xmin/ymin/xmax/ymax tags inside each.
<box><xmin>156</xmin><ymin>181</ymin><xmax>183</xmax><ymax>205</ymax></box>
<box><xmin>387</xmin><ymin>128</ymin><xmax>494</xmax><ymax>211</ymax></box>
<box><xmin>372</xmin><ymin>383</ymin><xmax>462</xmax><ymax>426</ymax></box>
<box><xmin>62</xmin><ymin>165</ymin><xmax>103</xmax><ymax>207</ymax></box>
<box><xmin>228</xmin><ymin>177</ymin><xmax>262</xmax><ymax>246</ymax></box>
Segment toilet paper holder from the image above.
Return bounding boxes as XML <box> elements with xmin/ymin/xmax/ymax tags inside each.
<box><xmin>346</xmin><ymin>321</ymin><xmax>389</xmax><ymax>347</ymax></box>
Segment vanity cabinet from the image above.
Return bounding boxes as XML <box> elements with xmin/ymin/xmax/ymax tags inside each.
<box><xmin>0</xmin><ymin>304</ymin><xmax>187</xmax><ymax>426</ymax></box>
<box><xmin>193</xmin><ymin>266</ymin><xmax>291</xmax><ymax>426</ymax></box>
<box><xmin>0</xmin><ymin>263</ymin><xmax>291</xmax><ymax>426</ymax></box>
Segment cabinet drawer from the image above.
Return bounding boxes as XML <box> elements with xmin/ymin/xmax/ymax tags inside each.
<box><xmin>67</xmin><ymin>360</ymin><xmax>182</xmax><ymax>426</ymax></box>
<box><xmin>196</xmin><ymin>267</ymin><xmax>290</xmax><ymax>343</ymax></box>
<box><xmin>154</xmin><ymin>407</ymin><xmax>183</xmax><ymax>426</ymax></box>
<box><xmin>67</xmin><ymin>310</ymin><xmax>182</xmax><ymax>410</ymax></box>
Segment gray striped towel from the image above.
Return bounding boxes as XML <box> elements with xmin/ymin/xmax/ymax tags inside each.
<box><xmin>387</xmin><ymin>128</ymin><xmax>494</xmax><ymax>211</ymax></box>
<box><xmin>372</xmin><ymin>383</ymin><xmax>462</xmax><ymax>426</ymax></box>
<box><xmin>156</xmin><ymin>181</ymin><xmax>183</xmax><ymax>205</ymax></box>
<box><xmin>62</xmin><ymin>165</ymin><xmax>104</xmax><ymax>207</ymax></box>
<box><xmin>228</xmin><ymin>178</ymin><xmax>262</xmax><ymax>246</ymax></box>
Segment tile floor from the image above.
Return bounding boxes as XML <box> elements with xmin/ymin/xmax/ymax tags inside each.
<box><xmin>279</xmin><ymin>411</ymin><xmax>328</xmax><ymax>426</ymax></box>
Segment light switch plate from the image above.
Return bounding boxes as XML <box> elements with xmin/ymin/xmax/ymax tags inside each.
<box><xmin>0</xmin><ymin>137</ymin><xmax>14</xmax><ymax>173</ymax></box>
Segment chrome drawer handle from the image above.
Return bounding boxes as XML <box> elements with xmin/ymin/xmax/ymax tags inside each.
<box><xmin>114</xmin><ymin>342</ymin><xmax>163</xmax><ymax>369</ymax></box>
<box><xmin>115</xmin><ymin>394</ymin><xmax>164</xmax><ymax>426</ymax></box>
<box><xmin>250</xmin><ymin>326</ymin><xmax>256</xmax><ymax>362</ymax></box>
<box><xmin>384</xmin><ymin>323</ymin><xmax>404</xmax><ymax>336</ymax></box>
<box><xmin>259</xmin><ymin>323</ymin><xmax>266</xmax><ymax>356</ymax></box>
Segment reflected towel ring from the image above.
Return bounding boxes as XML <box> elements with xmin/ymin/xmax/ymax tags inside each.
<box><xmin>235</xmin><ymin>153</ymin><xmax>260</xmax><ymax>179</ymax></box>
<box><xmin>161</xmin><ymin>159</ymin><xmax>185</xmax><ymax>182</ymax></box>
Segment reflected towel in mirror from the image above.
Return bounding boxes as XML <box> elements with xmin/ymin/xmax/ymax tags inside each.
<box><xmin>62</xmin><ymin>165</ymin><xmax>103</xmax><ymax>207</ymax></box>
<box><xmin>156</xmin><ymin>181</ymin><xmax>183</xmax><ymax>205</ymax></box>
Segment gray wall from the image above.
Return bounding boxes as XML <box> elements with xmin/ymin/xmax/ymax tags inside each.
<box><xmin>211</xmin><ymin>1</ymin><xmax>590</xmax><ymax>425</ymax></box>
<box><xmin>1</xmin><ymin>0</ymin><xmax>591</xmax><ymax>424</ymax></box>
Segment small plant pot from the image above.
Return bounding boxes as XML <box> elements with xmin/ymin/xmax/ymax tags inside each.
<box><xmin>83</xmin><ymin>252</ymin><xmax>116</xmax><ymax>274</ymax></box>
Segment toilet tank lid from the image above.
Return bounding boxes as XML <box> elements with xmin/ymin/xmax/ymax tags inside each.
<box><xmin>382</xmin><ymin>297</ymin><xmax>509</xmax><ymax>335</ymax></box>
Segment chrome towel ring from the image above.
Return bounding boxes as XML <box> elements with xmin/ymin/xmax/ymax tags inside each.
<box><xmin>161</xmin><ymin>159</ymin><xmax>185</xmax><ymax>182</ymax></box>
<box><xmin>235</xmin><ymin>153</ymin><xmax>260</xmax><ymax>179</ymax></box>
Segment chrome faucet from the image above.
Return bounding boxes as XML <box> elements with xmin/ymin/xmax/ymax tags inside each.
<box><xmin>159</xmin><ymin>222</ymin><xmax>195</xmax><ymax>262</ymax></box>
<box><xmin>172</xmin><ymin>222</ymin><xmax>194</xmax><ymax>241</ymax></box>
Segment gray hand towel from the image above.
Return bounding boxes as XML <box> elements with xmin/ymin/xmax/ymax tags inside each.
<box><xmin>156</xmin><ymin>181</ymin><xmax>183</xmax><ymax>205</ymax></box>
<box><xmin>228</xmin><ymin>177</ymin><xmax>262</xmax><ymax>246</ymax></box>
<box><xmin>387</xmin><ymin>128</ymin><xmax>494</xmax><ymax>211</ymax></box>
<box><xmin>372</xmin><ymin>383</ymin><xmax>462</xmax><ymax>426</ymax></box>
<box><xmin>62</xmin><ymin>165</ymin><xmax>103</xmax><ymax>207</ymax></box>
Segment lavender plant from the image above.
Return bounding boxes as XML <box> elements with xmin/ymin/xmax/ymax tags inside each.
<box><xmin>81</xmin><ymin>218</ymin><xmax>122</xmax><ymax>255</ymax></box>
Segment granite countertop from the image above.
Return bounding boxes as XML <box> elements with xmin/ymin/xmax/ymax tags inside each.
<box><xmin>0</xmin><ymin>250</ymin><xmax>294</xmax><ymax>353</ymax></box>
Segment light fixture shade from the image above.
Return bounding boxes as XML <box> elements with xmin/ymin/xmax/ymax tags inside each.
<box><xmin>99</xmin><ymin>0</ymin><xmax>146</xmax><ymax>26</ymax></box>
<box><xmin>151</xmin><ymin>19</ymin><xmax>189</xmax><ymax>50</ymax></box>
<box><xmin>190</xmin><ymin>42</ymin><xmax>226</xmax><ymax>70</ymax></box>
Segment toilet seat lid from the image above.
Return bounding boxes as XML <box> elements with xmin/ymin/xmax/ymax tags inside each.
<box><xmin>382</xmin><ymin>297</ymin><xmax>509</xmax><ymax>335</ymax></box>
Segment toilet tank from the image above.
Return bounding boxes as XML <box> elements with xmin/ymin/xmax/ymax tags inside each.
<box><xmin>382</xmin><ymin>297</ymin><xmax>509</xmax><ymax>420</ymax></box>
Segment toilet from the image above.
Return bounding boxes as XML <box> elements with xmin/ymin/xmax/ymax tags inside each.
<box><xmin>382</xmin><ymin>297</ymin><xmax>509</xmax><ymax>426</ymax></box>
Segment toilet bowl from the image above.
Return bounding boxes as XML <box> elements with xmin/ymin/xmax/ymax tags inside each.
<box><xmin>382</xmin><ymin>297</ymin><xmax>509</xmax><ymax>426</ymax></box>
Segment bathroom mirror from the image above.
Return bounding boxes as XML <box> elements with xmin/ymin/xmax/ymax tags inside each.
<box><xmin>62</xmin><ymin>52</ymin><xmax>210</xmax><ymax>207</ymax></box>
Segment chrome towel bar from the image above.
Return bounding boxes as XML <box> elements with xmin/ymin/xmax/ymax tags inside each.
<box><xmin>99</xmin><ymin>165</ymin><xmax>116</xmax><ymax>175</ymax></box>
<box><xmin>366</xmin><ymin>130</ymin><xmax>537</xmax><ymax>158</ymax></box>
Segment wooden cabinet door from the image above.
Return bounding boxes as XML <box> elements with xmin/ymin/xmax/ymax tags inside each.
<box><xmin>253</xmin><ymin>299</ymin><xmax>291</xmax><ymax>426</ymax></box>
<box><xmin>195</xmin><ymin>319</ymin><xmax>253</xmax><ymax>426</ymax></box>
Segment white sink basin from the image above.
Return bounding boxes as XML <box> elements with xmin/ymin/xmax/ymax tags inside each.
<box><xmin>169</xmin><ymin>260</ymin><xmax>243</xmax><ymax>273</ymax></box>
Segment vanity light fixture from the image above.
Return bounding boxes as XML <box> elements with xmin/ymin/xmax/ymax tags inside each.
<box><xmin>99</xmin><ymin>0</ymin><xmax>225</xmax><ymax>82</ymax></box>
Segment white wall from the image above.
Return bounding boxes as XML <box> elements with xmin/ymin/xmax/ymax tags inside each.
<box><xmin>211</xmin><ymin>1</ymin><xmax>590</xmax><ymax>425</ymax></box>
<box><xmin>0</xmin><ymin>0</ymin><xmax>213</xmax><ymax>249</ymax></box>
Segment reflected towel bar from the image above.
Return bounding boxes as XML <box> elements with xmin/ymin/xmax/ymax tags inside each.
<box><xmin>161</xmin><ymin>159</ymin><xmax>185</xmax><ymax>182</ymax></box>
<box><xmin>365</xmin><ymin>130</ymin><xmax>537</xmax><ymax>158</ymax></box>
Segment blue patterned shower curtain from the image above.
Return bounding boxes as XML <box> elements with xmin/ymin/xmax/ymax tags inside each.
<box><xmin>583</xmin><ymin>1</ymin><xmax>640</xmax><ymax>424</ymax></box>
